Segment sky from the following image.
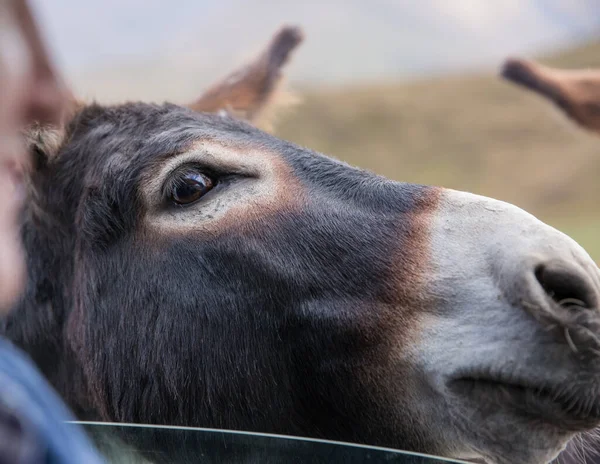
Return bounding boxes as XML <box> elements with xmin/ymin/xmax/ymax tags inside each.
<box><xmin>26</xmin><ymin>0</ymin><xmax>600</xmax><ymax>101</ymax></box>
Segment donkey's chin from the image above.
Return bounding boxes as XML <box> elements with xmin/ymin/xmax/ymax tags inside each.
<box><xmin>448</xmin><ymin>376</ymin><xmax>600</xmax><ymax>430</ymax></box>
<box><xmin>445</xmin><ymin>374</ymin><xmax>600</xmax><ymax>464</ymax></box>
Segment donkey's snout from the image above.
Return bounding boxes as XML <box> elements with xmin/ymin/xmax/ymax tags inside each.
<box><xmin>534</xmin><ymin>260</ymin><xmax>599</xmax><ymax>309</ymax></box>
<box><xmin>432</xmin><ymin>190</ymin><xmax>600</xmax><ymax>320</ymax></box>
<box><xmin>423</xmin><ymin>190</ymin><xmax>600</xmax><ymax>462</ymax></box>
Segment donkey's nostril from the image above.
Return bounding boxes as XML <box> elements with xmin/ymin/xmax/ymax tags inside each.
<box><xmin>535</xmin><ymin>261</ymin><xmax>598</xmax><ymax>309</ymax></box>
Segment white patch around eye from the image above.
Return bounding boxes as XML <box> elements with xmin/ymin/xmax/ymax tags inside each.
<box><xmin>141</xmin><ymin>140</ymin><xmax>286</xmax><ymax>234</ymax></box>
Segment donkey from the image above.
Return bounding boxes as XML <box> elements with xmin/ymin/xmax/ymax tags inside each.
<box><xmin>502</xmin><ymin>57</ymin><xmax>600</xmax><ymax>135</ymax></box>
<box><xmin>4</xmin><ymin>27</ymin><xmax>600</xmax><ymax>464</ymax></box>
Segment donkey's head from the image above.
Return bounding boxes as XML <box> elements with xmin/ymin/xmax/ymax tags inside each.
<box><xmin>6</xmin><ymin>28</ymin><xmax>600</xmax><ymax>464</ymax></box>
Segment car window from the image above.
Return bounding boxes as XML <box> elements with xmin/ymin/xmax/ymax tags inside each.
<box><xmin>70</xmin><ymin>422</ymin><xmax>468</xmax><ymax>464</ymax></box>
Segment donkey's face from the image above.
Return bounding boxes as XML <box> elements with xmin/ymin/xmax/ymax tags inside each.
<box><xmin>20</xmin><ymin>100</ymin><xmax>600</xmax><ymax>464</ymax></box>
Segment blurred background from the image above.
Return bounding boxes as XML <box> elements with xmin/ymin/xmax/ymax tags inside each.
<box><xmin>29</xmin><ymin>0</ymin><xmax>600</xmax><ymax>260</ymax></box>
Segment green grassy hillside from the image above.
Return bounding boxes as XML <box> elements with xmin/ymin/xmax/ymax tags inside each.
<box><xmin>277</xmin><ymin>40</ymin><xmax>600</xmax><ymax>260</ymax></box>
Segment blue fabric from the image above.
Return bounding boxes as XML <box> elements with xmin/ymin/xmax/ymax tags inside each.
<box><xmin>0</xmin><ymin>337</ymin><xmax>105</xmax><ymax>463</ymax></box>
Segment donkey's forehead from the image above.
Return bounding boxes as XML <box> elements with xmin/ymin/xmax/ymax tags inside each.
<box><xmin>65</xmin><ymin>103</ymin><xmax>289</xmax><ymax>184</ymax></box>
<box><xmin>72</xmin><ymin>103</ymin><xmax>270</xmax><ymax>154</ymax></box>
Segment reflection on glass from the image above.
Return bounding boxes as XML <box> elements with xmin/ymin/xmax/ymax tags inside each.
<box><xmin>70</xmin><ymin>422</ymin><xmax>467</xmax><ymax>464</ymax></box>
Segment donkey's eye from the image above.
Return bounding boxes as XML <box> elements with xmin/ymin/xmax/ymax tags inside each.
<box><xmin>169</xmin><ymin>171</ymin><xmax>215</xmax><ymax>205</ymax></box>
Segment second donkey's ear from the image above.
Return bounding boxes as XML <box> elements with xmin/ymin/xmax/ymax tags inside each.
<box><xmin>501</xmin><ymin>57</ymin><xmax>600</xmax><ymax>135</ymax></box>
<box><xmin>187</xmin><ymin>25</ymin><xmax>304</xmax><ymax>131</ymax></box>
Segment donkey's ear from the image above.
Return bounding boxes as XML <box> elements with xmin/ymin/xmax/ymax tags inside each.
<box><xmin>501</xmin><ymin>57</ymin><xmax>600</xmax><ymax>135</ymax></box>
<box><xmin>24</xmin><ymin>124</ymin><xmax>65</xmax><ymax>171</ymax></box>
<box><xmin>187</xmin><ymin>25</ymin><xmax>304</xmax><ymax>131</ymax></box>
